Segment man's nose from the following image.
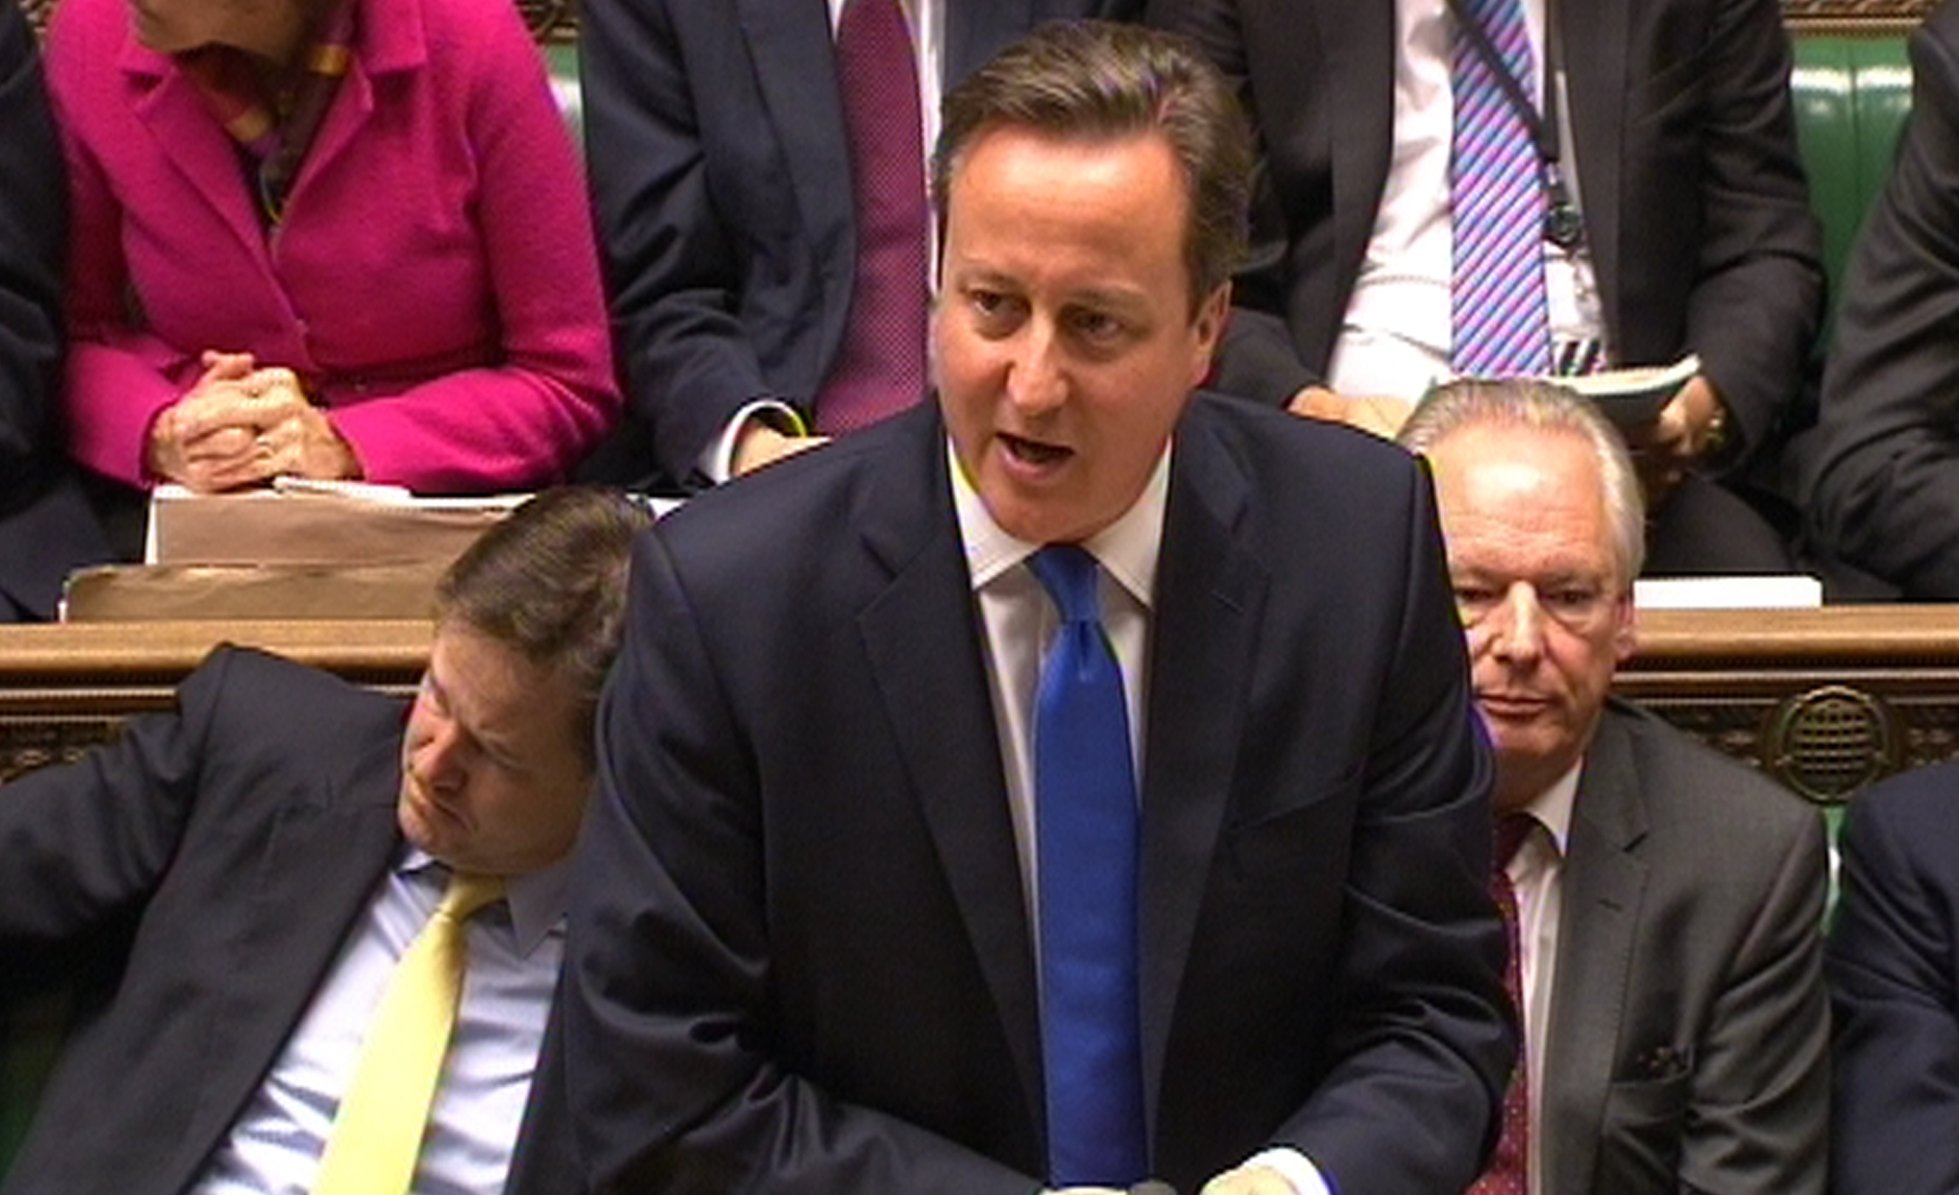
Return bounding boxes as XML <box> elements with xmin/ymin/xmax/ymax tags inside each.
<box><xmin>1004</xmin><ymin>320</ymin><xmax>1066</xmax><ymax>416</ymax></box>
<box><xmin>416</xmin><ymin>722</ymin><xmax>467</xmax><ymax>791</ymax></box>
<box><xmin>1487</xmin><ymin>583</ymin><xmax>1547</xmax><ymax>662</ymax></box>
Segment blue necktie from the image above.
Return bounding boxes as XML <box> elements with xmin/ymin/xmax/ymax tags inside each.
<box><xmin>1027</xmin><ymin>545</ymin><xmax>1147</xmax><ymax>1186</ymax></box>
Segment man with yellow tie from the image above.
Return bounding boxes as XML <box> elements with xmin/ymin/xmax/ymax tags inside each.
<box><xmin>0</xmin><ymin>485</ymin><xmax>649</xmax><ymax>1195</ymax></box>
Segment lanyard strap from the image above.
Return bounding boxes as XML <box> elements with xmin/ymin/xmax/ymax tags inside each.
<box><xmin>1444</xmin><ymin>0</ymin><xmax>1585</xmax><ymax>248</ymax></box>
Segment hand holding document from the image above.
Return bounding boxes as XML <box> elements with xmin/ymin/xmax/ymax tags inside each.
<box><xmin>1548</xmin><ymin>353</ymin><xmax>1701</xmax><ymax>430</ymax></box>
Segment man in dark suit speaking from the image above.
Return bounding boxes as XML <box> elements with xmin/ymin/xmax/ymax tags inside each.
<box><xmin>524</xmin><ymin>23</ymin><xmax>1512</xmax><ymax>1195</ymax></box>
<box><xmin>0</xmin><ymin>487</ymin><xmax>648</xmax><ymax>1195</ymax></box>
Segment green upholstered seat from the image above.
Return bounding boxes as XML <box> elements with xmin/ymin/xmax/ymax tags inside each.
<box><xmin>1791</xmin><ymin>28</ymin><xmax>1915</xmax><ymax>336</ymax></box>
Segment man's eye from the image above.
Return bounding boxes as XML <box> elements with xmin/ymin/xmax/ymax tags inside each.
<box><xmin>1069</xmin><ymin>309</ymin><xmax>1123</xmax><ymax>341</ymax></box>
<box><xmin>1548</xmin><ymin>588</ymin><xmax>1599</xmax><ymax>611</ymax></box>
<box><xmin>969</xmin><ymin>289</ymin><xmax>1021</xmax><ymax>321</ymax></box>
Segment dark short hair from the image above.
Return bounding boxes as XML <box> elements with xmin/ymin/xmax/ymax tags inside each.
<box><xmin>932</xmin><ymin>20</ymin><xmax>1254</xmax><ymax>311</ymax></box>
<box><xmin>1398</xmin><ymin>379</ymin><xmax>1647</xmax><ymax>585</ymax></box>
<box><xmin>435</xmin><ymin>487</ymin><xmax>652</xmax><ymax>717</ymax></box>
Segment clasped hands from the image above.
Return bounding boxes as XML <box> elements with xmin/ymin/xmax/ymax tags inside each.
<box><xmin>146</xmin><ymin>351</ymin><xmax>359</xmax><ymax>492</ymax></box>
<box><xmin>1046</xmin><ymin>1164</ymin><xmax>1294</xmax><ymax>1195</ymax></box>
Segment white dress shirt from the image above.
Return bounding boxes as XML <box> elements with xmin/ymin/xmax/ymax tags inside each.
<box><xmin>1329</xmin><ymin>0</ymin><xmax>1604</xmax><ymax>398</ymax></box>
<box><xmin>190</xmin><ymin>849</ymin><xmax>569</xmax><ymax>1195</ymax></box>
<box><xmin>946</xmin><ymin>440</ymin><xmax>1330</xmax><ymax>1195</ymax></box>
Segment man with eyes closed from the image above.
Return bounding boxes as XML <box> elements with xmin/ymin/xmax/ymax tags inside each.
<box><xmin>513</xmin><ymin>21</ymin><xmax>1514</xmax><ymax>1195</ymax></box>
<box><xmin>0</xmin><ymin>486</ymin><xmax>648</xmax><ymax>1195</ymax></box>
<box><xmin>1399</xmin><ymin>379</ymin><xmax>1828</xmax><ymax>1195</ymax></box>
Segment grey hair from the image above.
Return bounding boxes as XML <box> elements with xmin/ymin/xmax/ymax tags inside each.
<box><xmin>1398</xmin><ymin>378</ymin><xmax>1646</xmax><ymax>584</ymax></box>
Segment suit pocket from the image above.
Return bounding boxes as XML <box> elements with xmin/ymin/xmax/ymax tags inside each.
<box><xmin>1594</xmin><ymin>1065</ymin><xmax>1693</xmax><ymax>1189</ymax></box>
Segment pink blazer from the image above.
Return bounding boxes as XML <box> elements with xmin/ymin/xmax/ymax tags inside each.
<box><xmin>46</xmin><ymin>0</ymin><xmax>620</xmax><ymax>492</ymax></box>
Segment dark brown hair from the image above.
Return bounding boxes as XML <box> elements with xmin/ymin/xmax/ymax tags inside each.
<box><xmin>435</xmin><ymin>487</ymin><xmax>651</xmax><ymax>714</ymax></box>
<box><xmin>933</xmin><ymin>20</ymin><xmax>1254</xmax><ymax>311</ymax></box>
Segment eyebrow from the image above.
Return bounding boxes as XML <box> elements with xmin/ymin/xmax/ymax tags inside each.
<box><xmin>424</xmin><ymin>667</ymin><xmax>528</xmax><ymax>770</ymax></box>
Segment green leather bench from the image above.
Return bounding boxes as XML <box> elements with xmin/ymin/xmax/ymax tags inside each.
<box><xmin>1790</xmin><ymin>20</ymin><xmax>1917</xmax><ymax>337</ymax></box>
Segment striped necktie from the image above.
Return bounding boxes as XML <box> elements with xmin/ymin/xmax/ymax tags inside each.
<box><xmin>1450</xmin><ymin>0</ymin><xmax>1552</xmax><ymax>376</ymax></box>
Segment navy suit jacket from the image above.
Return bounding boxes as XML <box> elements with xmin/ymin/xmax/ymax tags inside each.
<box><xmin>513</xmin><ymin>396</ymin><xmax>1513</xmax><ymax>1193</ymax></box>
<box><xmin>1147</xmin><ymin>0</ymin><xmax>1821</xmax><ymax>473</ymax></box>
<box><xmin>1829</xmin><ymin>757</ymin><xmax>1959</xmax><ymax>1195</ymax></box>
<box><xmin>0</xmin><ymin>0</ymin><xmax>108</xmax><ymax>618</ymax></box>
<box><xmin>577</xmin><ymin>0</ymin><xmax>1139</xmax><ymax>489</ymax></box>
<box><xmin>1</xmin><ymin>650</ymin><xmax>415</xmax><ymax>1195</ymax></box>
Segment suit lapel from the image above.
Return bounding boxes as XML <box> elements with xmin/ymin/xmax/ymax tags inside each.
<box><xmin>855</xmin><ymin>407</ymin><xmax>1047</xmax><ymax>1136</ymax></box>
<box><xmin>1135</xmin><ymin>408</ymin><xmax>1265</xmax><ymax>1137</ymax></box>
<box><xmin>739</xmin><ymin>0</ymin><xmax>856</xmax><ymax>368</ymax></box>
<box><xmin>1541</xmin><ymin>710</ymin><xmax>1647</xmax><ymax>1195</ymax></box>
<box><xmin>1562</xmin><ymin>0</ymin><xmax>1628</xmax><ymax>344</ymax></box>
<box><xmin>172</xmin><ymin>731</ymin><xmax>404</xmax><ymax>1191</ymax></box>
<box><xmin>121</xmin><ymin>44</ymin><xmax>271</xmax><ymax>267</ymax></box>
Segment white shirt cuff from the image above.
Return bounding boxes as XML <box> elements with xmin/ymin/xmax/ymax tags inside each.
<box><xmin>702</xmin><ymin>399</ymin><xmax>803</xmax><ymax>484</ymax></box>
<box><xmin>1244</xmin><ymin>1146</ymin><xmax>1333</xmax><ymax>1195</ymax></box>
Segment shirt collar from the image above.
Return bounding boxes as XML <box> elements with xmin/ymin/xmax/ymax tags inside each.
<box><xmin>400</xmin><ymin>848</ymin><xmax>572</xmax><ymax>956</ymax></box>
<box><xmin>945</xmin><ymin>436</ymin><xmax>1169</xmax><ymax>609</ymax></box>
<box><xmin>1514</xmin><ymin>759</ymin><xmax>1580</xmax><ymax>857</ymax></box>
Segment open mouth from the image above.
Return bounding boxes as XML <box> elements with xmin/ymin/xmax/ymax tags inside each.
<box><xmin>1000</xmin><ymin>431</ymin><xmax>1072</xmax><ymax>469</ymax></box>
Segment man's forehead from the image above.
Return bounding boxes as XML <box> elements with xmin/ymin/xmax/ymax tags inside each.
<box><xmin>946</xmin><ymin>123</ymin><xmax>1184</xmax><ymax>194</ymax></box>
<box><xmin>1435</xmin><ymin>431</ymin><xmax>1620</xmax><ymax>568</ymax></box>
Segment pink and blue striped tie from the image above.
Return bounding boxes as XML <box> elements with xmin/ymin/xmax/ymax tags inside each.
<box><xmin>1450</xmin><ymin>0</ymin><xmax>1551</xmax><ymax>377</ymax></box>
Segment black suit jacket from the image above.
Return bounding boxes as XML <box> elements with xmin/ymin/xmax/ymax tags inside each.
<box><xmin>578</xmin><ymin>0</ymin><xmax>1139</xmax><ymax>488</ymax></box>
<box><xmin>0</xmin><ymin>1</ymin><xmax>108</xmax><ymax>618</ymax></box>
<box><xmin>513</xmin><ymin>397</ymin><xmax>1513</xmax><ymax>1193</ymax></box>
<box><xmin>1829</xmin><ymin>756</ymin><xmax>1959</xmax><ymax>1195</ymax></box>
<box><xmin>1542</xmin><ymin>703</ymin><xmax>1827</xmax><ymax>1195</ymax></box>
<box><xmin>1799</xmin><ymin>0</ymin><xmax>1959</xmax><ymax>597</ymax></box>
<box><xmin>1147</xmin><ymin>0</ymin><xmax>1821</xmax><ymax>472</ymax></box>
<box><xmin>0</xmin><ymin>649</ymin><xmax>411</xmax><ymax>1195</ymax></box>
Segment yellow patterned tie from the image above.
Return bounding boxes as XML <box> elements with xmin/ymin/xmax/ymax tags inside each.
<box><xmin>312</xmin><ymin>871</ymin><xmax>505</xmax><ymax>1195</ymax></box>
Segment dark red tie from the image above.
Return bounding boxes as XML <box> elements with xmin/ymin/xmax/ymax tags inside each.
<box><xmin>1469</xmin><ymin>814</ymin><xmax>1535</xmax><ymax>1195</ymax></box>
<box><xmin>815</xmin><ymin>0</ymin><xmax>929</xmax><ymax>434</ymax></box>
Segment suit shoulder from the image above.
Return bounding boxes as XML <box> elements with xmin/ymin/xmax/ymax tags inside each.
<box><xmin>1845</xmin><ymin>759</ymin><xmax>1959</xmax><ymax>849</ymax></box>
<box><xmin>415</xmin><ymin>0</ymin><xmax>536</xmax><ymax>49</ymax></box>
<box><xmin>1921</xmin><ymin>0</ymin><xmax>1959</xmax><ymax>64</ymax></box>
<box><xmin>655</xmin><ymin>409</ymin><xmax>924</xmax><ymax>573</ymax></box>
<box><xmin>1607</xmin><ymin>702</ymin><xmax>1820</xmax><ymax>843</ymax></box>
<box><xmin>1188</xmin><ymin>391</ymin><xmax>1424</xmax><ymax>494</ymax></box>
<box><xmin>187</xmin><ymin>646</ymin><xmax>407</xmax><ymax>749</ymax></box>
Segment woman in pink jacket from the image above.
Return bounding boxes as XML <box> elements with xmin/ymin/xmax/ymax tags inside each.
<box><xmin>45</xmin><ymin>0</ymin><xmax>619</xmax><ymax>520</ymax></box>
